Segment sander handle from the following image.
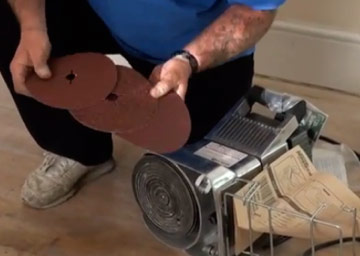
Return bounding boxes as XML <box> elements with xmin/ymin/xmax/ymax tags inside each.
<box><xmin>247</xmin><ymin>85</ymin><xmax>307</xmax><ymax>123</ymax></box>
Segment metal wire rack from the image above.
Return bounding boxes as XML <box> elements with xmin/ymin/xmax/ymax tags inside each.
<box><xmin>222</xmin><ymin>178</ymin><xmax>359</xmax><ymax>256</ymax></box>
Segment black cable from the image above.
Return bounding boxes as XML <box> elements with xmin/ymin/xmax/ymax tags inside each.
<box><xmin>319</xmin><ymin>135</ymin><xmax>360</xmax><ymax>159</ymax></box>
<box><xmin>302</xmin><ymin>237</ymin><xmax>360</xmax><ymax>256</ymax></box>
<box><xmin>319</xmin><ymin>135</ymin><xmax>342</xmax><ymax>145</ymax></box>
<box><xmin>240</xmin><ymin>136</ymin><xmax>359</xmax><ymax>256</ymax></box>
<box><xmin>300</xmin><ymin>136</ymin><xmax>360</xmax><ymax>255</ymax></box>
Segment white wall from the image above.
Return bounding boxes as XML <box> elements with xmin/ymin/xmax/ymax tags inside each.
<box><xmin>277</xmin><ymin>0</ymin><xmax>360</xmax><ymax>33</ymax></box>
<box><xmin>255</xmin><ymin>0</ymin><xmax>360</xmax><ymax>95</ymax></box>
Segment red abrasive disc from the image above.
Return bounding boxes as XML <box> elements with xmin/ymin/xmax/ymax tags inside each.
<box><xmin>70</xmin><ymin>66</ymin><xmax>158</xmax><ymax>133</ymax></box>
<box><xmin>118</xmin><ymin>92</ymin><xmax>191</xmax><ymax>154</ymax></box>
<box><xmin>25</xmin><ymin>53</ymin><xmax>117</xmax><ymax>110</ymax></box>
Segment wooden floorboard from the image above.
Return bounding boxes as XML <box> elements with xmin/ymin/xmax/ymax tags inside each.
<box><xmin>0</xmin><ymin>75</ymin><xmax>359</xmax><ymax>255</ymax></box>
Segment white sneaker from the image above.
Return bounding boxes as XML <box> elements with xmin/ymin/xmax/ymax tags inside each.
<box><xmin>21</xmin><ymin>152</ymin><xmax>115</xmax><ymax>209</ymax></box>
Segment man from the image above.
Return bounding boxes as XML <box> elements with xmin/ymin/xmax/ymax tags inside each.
<box><xmin>0</xmin><ymin>0</ymin><xmax>285</xmax><ymax>209</ymax></box>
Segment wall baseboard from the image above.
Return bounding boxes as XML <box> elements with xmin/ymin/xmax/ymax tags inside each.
<box><xmin>255</xmin><ymin>20</ymin><xmax>360</xmax><ymax>95</ymax></box>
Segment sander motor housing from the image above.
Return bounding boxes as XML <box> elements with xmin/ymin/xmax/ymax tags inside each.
<box><xmin>132</xmin><ymin>86</ymin><xmax>314</xmax><ymax>256</ymax></box>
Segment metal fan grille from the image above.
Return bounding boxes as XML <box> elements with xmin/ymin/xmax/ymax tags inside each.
<box><xmin>132</xmin><ymin>155</ymin><xmax>199</xmax><ymax>248</ymax></box>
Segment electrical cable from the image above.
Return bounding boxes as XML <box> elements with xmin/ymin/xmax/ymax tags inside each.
<box><xmin>319</xmin><ymin>136</ymin><xmax>360</xmax><ymax>158</ymax></box>
<box><xmin>302</xmin><ymin>237</ymin><xmax>360</xmax><ymax>256</ymax></box>
<box><xmin>301</xmin><ymin>136</ymin><xmax>360</xmax><ymax>255</ymax></box>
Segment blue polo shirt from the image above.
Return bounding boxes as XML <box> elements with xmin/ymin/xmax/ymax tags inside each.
<box><xmin>88</xmin><ymin>0</ymin><xmax>285</xmax><ymax>64</ymax></box>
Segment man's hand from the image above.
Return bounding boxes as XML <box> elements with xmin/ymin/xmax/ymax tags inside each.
<box><xmin>10</xmin><ymin>28</ymin><xmax>51</xmax><ymax>96</ymax></box>
<box><xmin>149</xmin><ymin>57</ymin><xmax>192</xmax><ymax>100</ymax></box>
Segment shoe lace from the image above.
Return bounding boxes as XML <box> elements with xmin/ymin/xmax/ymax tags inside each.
<box><xmin>39</xmin><ymin>152</ymin><xmax>73</xmax><ymax>175</ymax></box>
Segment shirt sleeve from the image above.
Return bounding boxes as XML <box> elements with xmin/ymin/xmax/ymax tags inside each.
<box><xmin>227</xmin><ymin>0</ymin><xmax>286</xmax><ymax>10</ymax></box>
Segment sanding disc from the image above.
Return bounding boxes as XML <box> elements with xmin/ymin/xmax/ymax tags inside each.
<box><xmin>25</xmin><ymin>53</ymin><xmax>117</xmax><ymax>110</ymax></box>
<box><xmin>118</xmin><ymin>92</ymin><xmax>191</xmax><ymax>154</ymax></box>
<box><xmin>70</xmin><ymin>66</ymin><xmax>158</xmax><ymax>133</ymax></box>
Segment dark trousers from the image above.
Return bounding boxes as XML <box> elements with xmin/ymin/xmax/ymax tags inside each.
<box><xmin>0</xmin><ymin>0</ymin><xmax>254</xmax><ymax>166</ymax></box>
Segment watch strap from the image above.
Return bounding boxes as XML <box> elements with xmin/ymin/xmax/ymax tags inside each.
<box><xmin>172</xmin><ymin>50</ymin><xmax>199</xmax><ymax>74</ymax></box>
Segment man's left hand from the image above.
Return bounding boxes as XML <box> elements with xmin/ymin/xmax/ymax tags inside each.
<box><xmin>149</xmin><ymin>57</ymin><xmax>192</xmax><ymax>100</ymax></box>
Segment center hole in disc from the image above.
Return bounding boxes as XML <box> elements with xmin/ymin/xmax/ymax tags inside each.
<box><xmin>66</xmin><ymin>70</ymin><xmax>77</xmax><ymax>84</ymax></box>
<box><xmin>106</xmin><ymin>93</ymin><xmax>118</xmax><ymax>101</ymax></box>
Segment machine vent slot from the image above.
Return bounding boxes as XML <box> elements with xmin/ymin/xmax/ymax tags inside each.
<box><xmin>209</xmin><ymin>116</ymin><xmax>280</xmax><ymax>157</ymax></box>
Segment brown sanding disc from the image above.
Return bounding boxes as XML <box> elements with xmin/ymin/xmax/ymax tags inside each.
<box><xmin>70</xmin><ymin>66</ymin><xmax>158</xmax><ymax>133</ymax></box>
<box><xmin>118</xmin><ymin>92</ymin><xmax>191</xmax><ymax>154</ymax></box>
<box><xmin>25</xmin><ymin>53</ymin><xmax>117</xmax><ymax>110</ymax></box>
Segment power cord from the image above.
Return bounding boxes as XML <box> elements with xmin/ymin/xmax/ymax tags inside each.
<box><xmin>240</xmin><ymin>136</ymin><xmax>360</xmax><ymax>255</ymax></box>
<box><xmin>301</xmin><ymin>136</ymin><xmax>360</xmax><ymax>255</ymax></box>
<box><xmin>302</xmin><ymin>237</ymin><xmax>360</xmax><ymax>256</ymax></box>
<box><xmin>319</xmin><ymin>135</ymin><xmax>360</xmax><ymax>159</ymax></box>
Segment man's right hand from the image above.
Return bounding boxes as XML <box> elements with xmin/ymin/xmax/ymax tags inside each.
<box><xmin>10</xmin><ymin>28</ymin><xmax>52</xmax><ymax>96</ymax></box>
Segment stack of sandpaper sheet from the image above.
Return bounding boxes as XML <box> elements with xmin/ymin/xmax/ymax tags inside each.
<box><xmin>25</xmin><ymin>52</ymin><xmax>191</xmax><ymax>153</ymax></box>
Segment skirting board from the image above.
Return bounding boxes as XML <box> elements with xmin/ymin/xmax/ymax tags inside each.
<box><xmin>254</xmin><ymin>20</ymin><xmax>360</xmax><ymax>95</ymax></box>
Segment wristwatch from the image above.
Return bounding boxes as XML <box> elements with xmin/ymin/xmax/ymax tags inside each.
<box><xmin>172</xmin><ymin>50</ymin><xmax>199</xmax><ymax>74</ymax></box>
